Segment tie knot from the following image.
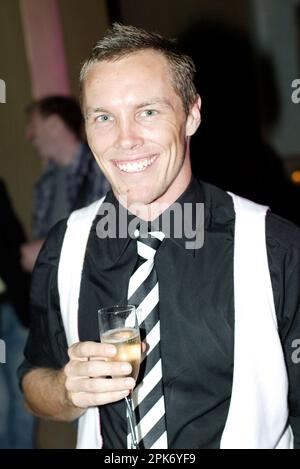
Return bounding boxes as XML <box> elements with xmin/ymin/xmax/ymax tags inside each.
<box><xmin>134</xmin><ymin>230</ymin><xmax>164</xmax><ymax>260</ymax></box>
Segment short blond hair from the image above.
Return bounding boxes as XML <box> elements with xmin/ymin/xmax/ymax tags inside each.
<box><xmin>80</xmin><ymin>23</ymin><xmax>197</xmax><ymax>116</ymax></box>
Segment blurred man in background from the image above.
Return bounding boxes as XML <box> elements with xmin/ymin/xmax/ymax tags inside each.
<box><xmin>21</xmin><ymin>95</ymin><xmax>110</xmax><ymax>272</ymax></box>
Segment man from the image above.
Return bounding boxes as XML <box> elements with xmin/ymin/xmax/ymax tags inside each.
<box><xmin>21</xmin><ymin>95</ymin><xmax>110</xmax><ymax>272</ymax></box>
<box><xmin>19</xmin><ymin>24</ymin><xmax>300</xmax><ymax>449</ymax></box>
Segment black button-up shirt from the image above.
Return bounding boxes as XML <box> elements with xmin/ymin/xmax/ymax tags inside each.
<box><xmin>19</xmin><ymin>178</ymin><xmax>300</xmax><ymax>448</ymax></box>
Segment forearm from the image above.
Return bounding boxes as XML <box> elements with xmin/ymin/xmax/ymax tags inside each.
<box><xmin>22</xmin><ymin>367</ymin><xmax>85</xmax><ymax>422</ymax></box>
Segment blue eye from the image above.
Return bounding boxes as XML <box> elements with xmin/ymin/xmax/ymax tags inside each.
<box><xmin>96</xmin><ymin>114</ymin><xmax>112</xmax><ymax>123</ymax></box>
<box><xmin>141</xmin><ymin>109</ymin><xmax>157</xmax><ymax>117</ymax></box>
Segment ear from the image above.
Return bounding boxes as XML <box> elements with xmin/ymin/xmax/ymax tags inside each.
<box><xmin>44</xmin><ymin>114</ymin><xmax>60</xmax><ymax>131</ymax></box>
<box><xmin>47</xmin><ymin>114</ymin><xmax>67</xmax><ymax>136</ymax></box>
<box><xmin>185</xmin><ymin>95</ymin><xmax>201</xmax><ymax>137</ymax></box>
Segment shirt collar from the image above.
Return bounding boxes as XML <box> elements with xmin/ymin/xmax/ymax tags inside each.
<box><xmin>161</xmin><ymin>176</ymin><xmax>205</xmax><ymax>252</ymax></box>
<box><xmin>97</xmin><ymin>177</ymin><xmax>205</xmax><ymax>258</ymax></box>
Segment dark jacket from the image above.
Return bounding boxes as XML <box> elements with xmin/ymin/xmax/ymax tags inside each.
<box><xmin>0</xmin><ymin>179</ymin><xmax>30</xmax><ymax>327</ymax></box>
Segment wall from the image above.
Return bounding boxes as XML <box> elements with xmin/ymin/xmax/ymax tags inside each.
<box><xmin>0</xmin><ymin>0</ymin><xmax>41</xmax><ymax>235</ymax></box>
<box><xmin>58</xmin><ymin>0</ymin><xmax>109</xmax><ymax>97</ymax></box>
<box><xmin>250</xmin><ymin>0</ymin><xmax>300</xmax><ymax>157</ymax></box>
<box><xmin>118</xmin><ymin>0</ymin><xmax>250</xmax><ymax>36</ymax></box>
<box><xmin>0</xmin><ymin>0</ymin><xmax>109</xmax><ymax>235</ymax></box>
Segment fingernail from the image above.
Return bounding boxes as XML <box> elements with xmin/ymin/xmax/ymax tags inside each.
<box><xmin>121</xmin><ymin>363</ymin><xmax>131</xmax><ymax>373</ymax></box>
<box><xmin>121</xmin><ymin>390</ymin><xmax>129</xmax><ymax>397</ymax></box>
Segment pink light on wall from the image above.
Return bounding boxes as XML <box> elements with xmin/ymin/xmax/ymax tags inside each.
<box><xmin>20</xmin><ymin>0</ymin><xmax>71</xmax><ymax>98</ymax></box>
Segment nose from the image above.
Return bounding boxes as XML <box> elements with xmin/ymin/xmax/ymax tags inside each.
<box><xmin>114</xmin><ymin>118</ymin><xmax>143</xmax><ymax>151</ymax></box>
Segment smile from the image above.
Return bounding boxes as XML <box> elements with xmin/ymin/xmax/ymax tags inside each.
<box><xmin>114</xmin><ymin>155</ymin><xmax>157</xmax><ymax>173</ymax></box>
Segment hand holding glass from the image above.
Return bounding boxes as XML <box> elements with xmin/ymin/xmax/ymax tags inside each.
<box><xmin>98</xmin><ymin>305</ymin><xmax>141</xmax><ymax>449</ymax></box>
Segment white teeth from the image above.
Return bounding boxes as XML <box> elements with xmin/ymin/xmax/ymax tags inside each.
<box><xmin>116</xmin><ymin>156</ymin><xmax>155</xmax><ymax>173</ymax></box>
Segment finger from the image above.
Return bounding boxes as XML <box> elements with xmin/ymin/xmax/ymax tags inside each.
<box><xmin>66</xmin><ymin>376</ymin><xmax>135</xmax><ymax>393</ymax></box>
<box><xmin>66</xmin><ymin>359</ymin><xmax>132</xmax><ymax>378</ymax></box>
<box><xmin>68</xmin><ymin>341</ymin><xmax>116</xmax><ymax>360</ymax></box>
<box><xmin>71</xmin><ymin>389</ymin><xmax>131</xmax><ymax>408</ymax></box>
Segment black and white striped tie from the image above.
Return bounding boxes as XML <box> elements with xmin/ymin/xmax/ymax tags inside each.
<box><xmin>127</xmin><ymin>229</ymin><xmax>168</xmax><ymax>449</ymax></box>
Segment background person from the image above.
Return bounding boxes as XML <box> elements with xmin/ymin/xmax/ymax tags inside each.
<box><xmin>0</xmin><ymin>179</ymin><xmax>36</xmax><ymax>448</ymax></box>
<box><xmin>21</xmin><ymin>95</ymin><xmax>110</xmax><ymax>272</ymax></box>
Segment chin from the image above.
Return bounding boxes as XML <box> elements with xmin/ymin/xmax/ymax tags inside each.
<box><xmin>128</xmin><ymin>189</ymin><xmax>159</xmax><ymax>207</ymax></box>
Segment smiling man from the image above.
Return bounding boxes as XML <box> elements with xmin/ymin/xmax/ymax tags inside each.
<box><xmin>19</xmin><ymin>24</ymin><xmax>300</xmax><ymax>449</ymax></box>
<box><xmin>82</xmin><ymin>40</ymin><xmax>200</xmax><ymax>221</ymax></box>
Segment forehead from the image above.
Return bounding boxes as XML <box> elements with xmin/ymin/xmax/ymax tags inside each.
<box><xmin>83</xmin><ymin>50</ymin><xmax>180</xmax><ymax>108</ymax></box>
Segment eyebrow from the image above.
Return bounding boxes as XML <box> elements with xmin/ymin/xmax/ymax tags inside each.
<box><xmin>135</xmin><ymin>98</ymin><xmax>173</xmax><ymax>109</ymax></box>
<box><xmin>85</xmin><ymin>107</ymin><xmax>109</xmax><ymax>119</ymax></box>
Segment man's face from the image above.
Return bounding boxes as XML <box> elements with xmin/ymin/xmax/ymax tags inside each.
<box><xmin>83</xmin><ymin>50</ymin><xmax>201</xmax><ymax>209</ymax></box>
<box><xmin>25</xmin><ymin>110</ymin><xmax>56</xmax><ymax>161</ymax></box>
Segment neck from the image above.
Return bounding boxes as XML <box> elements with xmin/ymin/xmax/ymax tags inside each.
<box><xmin>52</xmin><ymin>138</ymin><xmax>81</xmax><ymax>167</ymax></box>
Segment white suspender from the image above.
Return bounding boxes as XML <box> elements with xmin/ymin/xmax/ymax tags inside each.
<box><xmin>58</xmin><ymin>197</ymin><xmax>105</xmax><ymax>449</ymax></box>
<box><xmin>221</xmin><ymin>193</ymin><xmax>292</xmax><ymax>449</ymax></box>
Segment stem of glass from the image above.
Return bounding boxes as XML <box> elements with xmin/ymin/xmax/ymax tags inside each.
<box><xmin>125</xmin><ymin>395</ymin><xmax>139</xmax><ymax>449</ymax></box>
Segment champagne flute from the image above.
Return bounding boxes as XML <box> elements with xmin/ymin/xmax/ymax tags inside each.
<box><xmin>98</xmin><ymin>305</ymin><xmax>141</xmax><ymax>449</ymax></box>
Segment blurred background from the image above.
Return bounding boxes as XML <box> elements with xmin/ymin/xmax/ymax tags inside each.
<box><xmin>0</xmin><ymin>0</ymin><xmax>300</xmax><ymax>448</ymax></box>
